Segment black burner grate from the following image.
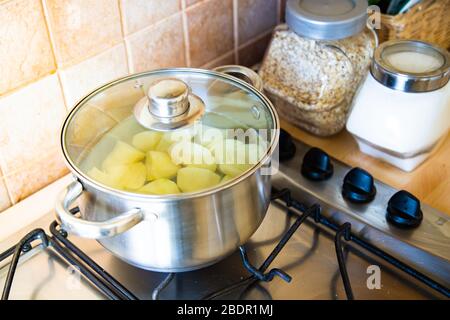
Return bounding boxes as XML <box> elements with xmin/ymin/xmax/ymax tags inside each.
<box><xmin>1</xmin><ymin>190</ymin><xmax>449</xmax><ymax>300</ymax></box>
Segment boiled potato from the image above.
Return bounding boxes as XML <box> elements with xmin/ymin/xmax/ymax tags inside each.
<box><xmin>102</xmin><ymin>141</ymin><xmax>145</xmax><ymax>171</ymax></box>
<box><xmin>132</xmin><ymin>131</ymin><xmax>162</xmax><ymax>152</ymax></box>
<box><xmin>169</xmin><ymin>141</ymin><xmax>217</xmax><ymax>171</ymax></box>
<box><xmin>155</xmin><ymin>129</ymin><xmax>195</xmax><ymax>152</ymax></box>
<box><xmin>221</xmin><ymin>175</ymin><xmax>233</xmax><ymax>183</ymax></box>
<box><xmin>155</xmin><ymin>134</ymin><xmax>174</xmax><ymax>153</ymax></box>
<box><xmin>209</xmin><ymin>139</ymin><xmax>247</xmax><ymax>165</ymax></box>
<box><xmin>146</xmin><ymin>151</ymin><xmax>180</xmax><ymax>180</ymax></box>
<box><xmin>87</xmin><ymin>167</ymin><xmax>118</xmax><ymax>188</ymax></box>
<box><xmin>193</xmin><ymin>124</ymin><xmax>226</xmax><ymax>148</ymax></box>
<box><xmin>177</xmin><ymin>167</ymin><xmax>221</xmax><ymax>192</ymax></box>
<box><xmin>210</xmin><ymin>139</ymin><xmax>255</xmax><ymax>177</ymax></box>
<box><xmin>138</xmin><ymin>179</ymin><xmax>180</xmax><ymax>195</ymax></box>
<box><xmin>219</xmin><ymin>163</ymin><xmax>251</xmax><ymax>177</ymax></box>
<box><xmin>106</xmin><ymin>162</ymin><xmax>147</xmax><ymax>190</ymax></box>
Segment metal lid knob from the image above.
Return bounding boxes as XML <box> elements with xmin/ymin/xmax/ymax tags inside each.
<box><xmin>134</xmin><ymin>78</ymin><xmax>205</xmax><ymax>131</ymax></box>
<box><xmin>148</xmin><ymin>79</ymin><xmax>190</xmax><ymax>120</ymax></box>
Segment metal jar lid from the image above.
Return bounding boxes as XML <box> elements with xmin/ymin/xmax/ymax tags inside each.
<box><xmin>285</xmin><ymin>0</ymin><xmax>368</xmax><ymax>40</ymax></box>
<box><xmin>371</xmin><ymin>40</ymin><xmax>450</xmax><ymax>93</ymax></box>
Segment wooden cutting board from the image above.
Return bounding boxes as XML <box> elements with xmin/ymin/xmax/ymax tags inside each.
<box><xmin>281</xmin><ymin>120</ymin><xmax>450</xmax><ymax>215</ymax></box>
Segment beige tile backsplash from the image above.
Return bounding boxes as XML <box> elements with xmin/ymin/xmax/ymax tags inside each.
<box><xmin>0</xmin><ymin>0</ymin><xmax>55</xmax><ymax>95</ymax></box>
<box><xmin>186</xmin><ymin>0</ymin><xmax>234</xmax><ymax>67</ymax></box>
<box><xmin>0</xmin><ymin>74</ymin><xmax>67</xmax><ymax>203</ymax></box>
<box><xmin>120</xmin><ymin>0</ymin><xmax>181</xmax><ymax>36</ymax></box>
<box><xmin>0</xmin><ymin>175</ymin><xmax>11</xmax><ymax>211</ymax></box>
<box><xmin>0</xmin><ymin>0</ymin><xmax>283</xmax><ymax>212</ymax></box>
<box><xmin>126</xmin><ymin>13</ymin><xmax>186</xmax><ymax>72</ymax></box>
<box><xmin>59</xmin><ymin>43</ymin><xmax>129</xmax><ymax>107</ymax></box>
<box><xmin>238</xmin><ymin>0</ymin><xmax>278</xmax><ymax>45</ymax></box>
<box><xmin>43</xmin><ymin>0</ymin><xmax>123</xmax><ymax>67</ymax></box>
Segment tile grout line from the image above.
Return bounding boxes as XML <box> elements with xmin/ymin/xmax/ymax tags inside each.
<box><xmin>237</xmin><ymin>28</ymin><xmax>273</xmax><ymax>51</ymax></box>
<box><xmin>201</xmin><ymin>50</ymin><xmax>235</xmax><ymax>69</ymax></box>
<box><xmin>277</xmin><ymin>0</ymin><xmax>282</xmax><ymax>24</ymax></box>
<box><xmin>39</xmin><ymin>0</ymin><xmax>70</xmax><ymax>115</ymax></box>
<box><xmin>233</xmin><ymin>0</ymin><xmax>239</xmax><ymax>64</ymax></box>
<box><xmin>181</xmin><ymin>0</ymin><xmax>191</xmax><ymax>67</ymax></box>
<box><xmin>0</xmin><ymin>155</ymin><xmax>14</xmax><ymax>207</ymax></box>
<box><xmin>185</xmin><ymin>0</ymin><xmax>210</xmax><ymax>10</ymax></box>
<box><xmin>39</xmin><ymin>0</ymin><xmax>60</xmax><ymax>70</ymax></box>
<box><xmin>123</xmin><ymin>39</ymin><xmax>135</xmax><ymax>74</ymax></box>
<box><xmin>117</xmin><ymin>0</ymin><xmax>127</xmax><ymax>38</ymax></box>
<box><xmin>123</xmin><ymin>8</ymin><xmax>183</xmax><ymax>40</ymax></box>
<box><xmin>117</xmin><ymin>0</ymin><xmax>132</xmax><ymax>74</ymax></box>
<box><xmin>0</xmin><ymin>70</ymin><xmax>55</xmax><ymax>99</ymax></box>
<box><xmin>55</xmin><ymin>71</ymin><xmax>69</xmax><ymax>113</ymax></box>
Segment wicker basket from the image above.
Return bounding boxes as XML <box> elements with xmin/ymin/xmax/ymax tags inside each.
<box><xmin>379</xmin><ymin>0</ymin><xmax>450</xmax><ymax>49</ymax></box>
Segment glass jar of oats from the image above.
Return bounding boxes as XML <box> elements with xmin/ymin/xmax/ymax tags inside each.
<box><xmin>259</xmin><ymin>0</ymin><xmax>375</xmax><ymax>136</ymax></box>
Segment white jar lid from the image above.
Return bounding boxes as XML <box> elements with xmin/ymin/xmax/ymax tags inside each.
<box><xmin>371</xmin><ymin>40</ymin><xmax>450</xmax><ymax>93</ymax></box>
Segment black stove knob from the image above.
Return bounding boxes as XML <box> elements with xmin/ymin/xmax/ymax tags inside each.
<box><xmin>301</xmin><ymin>147</ymin><xmax>333</xmax><ymax>181</ymax></box>
<box><xmin>342</xmin><ymin>167</ymin><xmax>376</xmax><ymax>203</ymax></box>
<box><xmin>386</xmin><ymin>190</ymin><xmax>423</xmax><ymax>228</ymax></box>
<box><xmin>279</xmin><ymin>129</ymin><xmax>296</xmax><ymax>161</ymax></box>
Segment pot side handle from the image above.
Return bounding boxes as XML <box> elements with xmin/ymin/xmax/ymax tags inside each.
<box><xmin>55</xmin><ymin>181</ymin><xmax>144</xmax><ymax>239</ymax></box>
<box><xmin>213</xmin><ymin>65</ymin><xmax>264</xmax><ymax>92</ymax></box>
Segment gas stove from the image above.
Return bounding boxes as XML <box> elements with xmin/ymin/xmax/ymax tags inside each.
<box><xmin>1</xmin><ymin>131</ymin><xmax>449</xmax><ymax>300</ymax></box>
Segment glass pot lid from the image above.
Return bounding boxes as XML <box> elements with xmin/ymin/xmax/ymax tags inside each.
<box><xmin>62</xmin><ymin>68</ymin><xmax>278</xmax><ymax>196</ymax></box>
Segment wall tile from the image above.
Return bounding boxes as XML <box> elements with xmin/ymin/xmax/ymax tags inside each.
<box><xmin>0</xmin><ymin>0</ymin><xmax>55</xmax><ymax>95</ymax></box>
<box><xmin>4</xmin><ymin>150</ymin><xmax>68</xmax><ymax>204</ymax></box>
<box><xmin>43</xmin><ymin>0</ymin><xmax>122</xmax><ymax>67</ymax></box>
<box><xmin>120</xmin><ymin>0</ymin><xmax>180</xmax><ymax>35</ymax></box>
<box><xmin>186</xmin><ymin>0</ymin><xmax>234</xmax><ymax>67</ymax></box>
<box><xmin>0</xmin><ymin>75</ymin><xmax>67</xmax><ymax>203</ymax></box>
<box><xmin>185</xmin><ymin>0</ymin><xmax>203</xmax><ymax>6</ymax></box>
<box><xmin>202</xmin><ymin>51</ymin><xmax>235</xmax><ymax>69</ymax></box>
<box><xmin>238</xmin><ymin>0</ymin><xmax>278</xmax><ymax>45</ymax></box>
<box><xmin>59</xmin><ymin>44</ymin><xmax>129</xmax><ymax>108</ymax></box>
<box><xmin>0</xmin><ymin>175</ymin><xmax>12</xmax><ymax>212</ymax></box>
<box><xmin>238</xmin><ymin>33</ymin><xmax>272</xmax><ymax>67</ymax></box>
<box><xmin>126</xmin><ymin>13</ymin><xmax>186</xmax><ymax>72</ymax></box>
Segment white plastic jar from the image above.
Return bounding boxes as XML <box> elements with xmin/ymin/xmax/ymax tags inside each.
<box><xmin>347</xmin><ymin>40</ymin><xmax>450</xmax><ymax>172</ymax></box>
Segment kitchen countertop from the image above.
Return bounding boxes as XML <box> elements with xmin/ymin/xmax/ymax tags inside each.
<box><xmin>282</xmin><ymin>120</ymin><xmax>450</xmax><ymax>215</ymax></box>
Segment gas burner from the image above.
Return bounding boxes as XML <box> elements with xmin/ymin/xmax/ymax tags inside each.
<box><xmin>1</xmin><ymin>189</ymin><xmax>449</xmax><ymax>300</ymax></box>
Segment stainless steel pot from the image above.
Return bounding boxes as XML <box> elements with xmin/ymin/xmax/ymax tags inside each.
<box><xmin>55</xmin><ymin>66</ymin><xmax>279</xmax><ymax>272</ymax></box>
